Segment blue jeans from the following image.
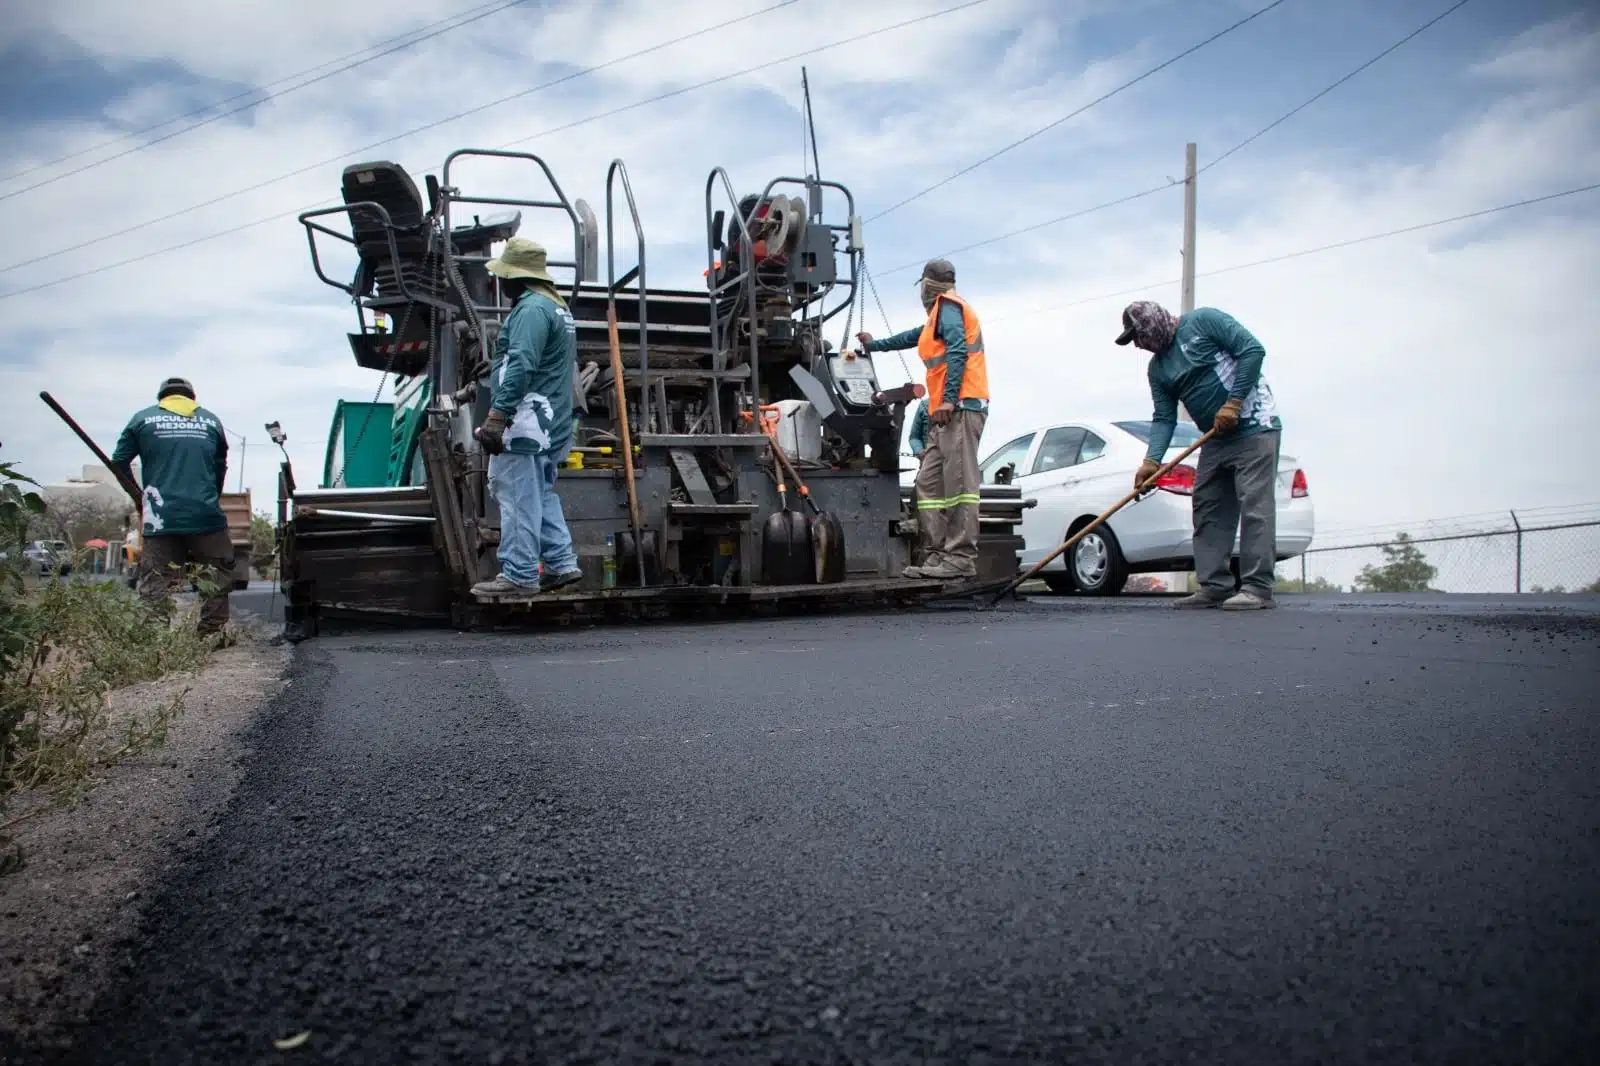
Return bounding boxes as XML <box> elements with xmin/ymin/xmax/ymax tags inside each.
<box><xmin>487</xmin><ymin>451</ymin><xmax>578</xmax><ymax>586</ymax></box>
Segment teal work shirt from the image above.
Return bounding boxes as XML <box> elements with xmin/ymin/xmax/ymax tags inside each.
<box><xmin>490</xmin><ymin>288</ymin><xmax>578</xmax><ymax>457</ymax></box>
<box><xmin>111</xmin><ymin>401</ymin><xmax>229</xmax><ymax>536</ymax></box>
<box><xmin>1145</xmin><ymin>307</ymin><xmax>1281</xmax><ymax>460</ymax></box>
<box><xmin>865</xmin><ymin>302</ymin><xmax>988</xmax><ymax>412</ymax></box>
<box><xmin>907</xmin><ymin>400</ymin><xmax>928</xmax><ymax>456</ymax></box>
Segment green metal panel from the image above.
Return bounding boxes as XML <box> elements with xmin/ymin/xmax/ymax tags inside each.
<box><xmin>321</xmin><ymin>401</ymin><xmax>395</xmax><ymax>488</ymax></box>
<box><xmin>387</xmin><ymin>380</ymin><xmax>432</xmax><ymax>487</ymax></box>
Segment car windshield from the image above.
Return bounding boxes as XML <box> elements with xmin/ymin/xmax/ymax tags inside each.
<box><xmin>1113</xmin><ymin>420</ymin><xmax>1203</xmax><ymax>449</ymax></box>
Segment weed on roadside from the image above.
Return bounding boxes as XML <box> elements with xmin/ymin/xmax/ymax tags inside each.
<box><xmin>1</xmin><ymin>455</ymin><xmax>220</xmax><ymax>874</ymax></box>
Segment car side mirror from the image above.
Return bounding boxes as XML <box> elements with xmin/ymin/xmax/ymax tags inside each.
<box><xmin>995</xmin><ymin>463</ymin><xmax>1015</xmax><ymax>486</ymax></box>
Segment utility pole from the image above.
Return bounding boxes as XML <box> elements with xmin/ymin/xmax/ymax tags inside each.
<box><xmin>1181</xmin><ymin>142</ymin><xmax>1197</xmax><ymax>314</ymax></box>
<box><xmin>228</xmin><ymin>430</ymin><xmax>247</xmax><ymax>493</ymax></box>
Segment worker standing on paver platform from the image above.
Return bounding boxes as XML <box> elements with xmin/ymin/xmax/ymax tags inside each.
<box><xmin>110</xmin><ymin>377</ymin><xmax>233</xmax><ymax>636</ymax></box>
<box><xmin>857</xmin><ymin>258</ymin><xmax>989</xmax><ymax>581</ymax></box>
<box><xmin>1116</xmin><ymin>299</ymin><xmax>1283</xmax><ymax>611</ymax></box>
<box><xmin>471</xmin><ymin>238</ymin><xmax>584</xmax><ymax>598</ymax></box>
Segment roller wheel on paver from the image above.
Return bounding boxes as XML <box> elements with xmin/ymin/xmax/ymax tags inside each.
<box><xmin>1065</xmin><ymin>522</ymin><xmax>1129</xmax><ymax>596</ymax></box>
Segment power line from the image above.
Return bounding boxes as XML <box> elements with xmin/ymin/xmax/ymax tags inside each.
<box><xmin>0</xmin><ymin>0</ymin><xmax>534</xmax><ymax>204</ymax></box>
<box><xmin>1199</xmin><ymin>0</ymin><xmax>1473</xmax><ymax>174</ymax></box>
<box><xmin>878</xmin><ymin>0</ymin><xmax>1473</xmax><ymax>276</ymax></box>
<box><xmin>0</xmin><ymin>0</ymin><xmax>522</xmax><ymax>187</ymax></box>
<box><xmin>0</xmin><ymin>1</ymin><xmax>800</xmax><ymax>278</ymax></box>
<box><xmin>491</xmin><ymin>0</ymin><xmax>993</xmax><ymax>153</ymax></box>
<box><xmin>992</xmin><ymin>182</ymin><xmax>1600</xmax><ymax>321</ymax></box>
<box><xmin>865</xmin><ymin>0</ymin><xmax>1290</xmax><ymax>222</ymax></box>
<box><xmin>0</xmin><ymin>0</ymin><xmax>990</xmax><ymax>300</ymax></box>
<box><xmin>879</xmin><ymin>181</ymin><xmax>1178</xmax><ymax>276</ymax></box>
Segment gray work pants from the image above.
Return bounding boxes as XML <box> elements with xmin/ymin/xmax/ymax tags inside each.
<box><xmin>914</xmin><ymin>407</ymin><xmax>987</xmax><ymax>574</ymax></box>
<box><xmin>1192</xmin><ymin>429</ymin><xmax>1280</xmax><ymax>599</ymax></box>
<box><xmin>138</xmin><ymin>529</ymin><xmax>234</xmax><ymax>633</ymax></box>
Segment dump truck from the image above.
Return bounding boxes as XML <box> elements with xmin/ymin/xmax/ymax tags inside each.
<box><xmin>277</xmin><ymin>150</ymin><xmax>1030</xmax><ymax>637</ymax></box>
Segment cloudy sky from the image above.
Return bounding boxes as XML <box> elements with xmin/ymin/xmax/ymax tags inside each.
<box><xmin>1</xmin><ymin>0</ymin><xmax>1596</xmax><ymax>551</ymax></box>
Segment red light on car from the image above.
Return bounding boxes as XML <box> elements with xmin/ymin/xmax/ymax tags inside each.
<box><xmin>1291</xmin><ymin>469</ymin><xmax>1309</xmax><ymax>498</ymax></box>
<box><xmin>1156</xmin><ymin>464</ymin><xmax>1195</xmax><ymax>495</ymax></box>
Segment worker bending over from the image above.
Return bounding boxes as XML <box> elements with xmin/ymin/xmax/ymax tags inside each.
<box><xmin>1117</xmin><ymin>300</ymin><xmax>1283</xmax><ymax>610</ymax></box>
<box><xmin>472</xmin><ymin>238</ymin><xmax>583</xmax><ymax>597</ymax></box>
<box><xmin>858</xmin><ymin>258</ymin><xmax>989</xmax><ymax>581</ymax></box>
<box><xmin>110</xmin><ymin>377</ymin><xmax>233</xmax><ymax>636</ymax></box>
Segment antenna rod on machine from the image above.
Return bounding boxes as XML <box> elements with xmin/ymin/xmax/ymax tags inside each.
<box><xmin>802</xmin><ymin>67</ymin><xmax>822</xmax><ymax>191</ymax></box>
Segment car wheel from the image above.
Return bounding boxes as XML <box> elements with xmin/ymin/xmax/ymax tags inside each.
<box><xmin>1067</xmin><ymin>524</ymin><xmax>1129</xmax><ymax>596</ymax></box>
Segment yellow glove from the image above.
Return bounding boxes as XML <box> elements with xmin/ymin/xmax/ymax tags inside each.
<box><xmin>1212</xmin><ymin>398</ymin><xmax>1243</xmax><ymax>436</ymax></box>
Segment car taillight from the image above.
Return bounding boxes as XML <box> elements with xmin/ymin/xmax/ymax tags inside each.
<box><xmin>1291</xmin><ymin>469</ymin><xmax>1309</xmax><ymax>498</ymax></box>
<box><xmin>1156</xmin><ymin>464</ymin><xmax>1195</xmax><ymax>495</ymax></box>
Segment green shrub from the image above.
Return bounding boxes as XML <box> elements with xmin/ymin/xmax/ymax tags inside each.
<box><xmin>0</xmin><ymin>456</ymin><xmax>214</xmax><ymax>875</ymax></box>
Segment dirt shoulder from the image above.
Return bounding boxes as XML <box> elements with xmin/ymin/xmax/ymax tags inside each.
<box><xmin>0</xmin><ymin>624</ymin><xmax>289</xmax><ymax>1060</ymax></box>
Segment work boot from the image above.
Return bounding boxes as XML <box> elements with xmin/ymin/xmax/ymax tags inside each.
<box><xmin>919</xmin><ymin>559</ymin><xmax>976</xmax><ymax>582</ymax></box>
<box><xmin>901</xmin><ymin>565</ymin><xmax>928</xmax><ymax>579</ymax></box>
<box><xmin>540</xmin><ymin>569</ymin><xmax>583</xmax><ymax>594</ymax></box>
<box><xmin>1173</xmin><ymin>591</ymin><xmax>1228</xmax><ymax>609</ymax></box>
<box><xmin>471</xmin><ymin>574</ymin><xmax>539</xmax><ymax>598</ymax></box>
<box><xmin>1222</xmin><ymin>590</ymin><xmax>1276</xmax><ymax>611</ymax></box>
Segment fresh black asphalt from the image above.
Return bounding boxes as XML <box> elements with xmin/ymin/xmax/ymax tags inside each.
<box><xmin>36</xmin><ymin>598</ymin><xmax>1600</xmax><ymax>1063</ymax></box>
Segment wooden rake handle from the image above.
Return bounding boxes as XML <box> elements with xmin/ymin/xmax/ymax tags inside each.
<box><xmin>990</xmin><ymin>428</ymin><xmax>1217</xmax><ymax>605</ymax></box>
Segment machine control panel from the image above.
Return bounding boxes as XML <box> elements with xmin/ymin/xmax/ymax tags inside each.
<box><xmin>829</xmin><ymin>353</ymin><xmax>879</xmax><ymax>408</ymax></box>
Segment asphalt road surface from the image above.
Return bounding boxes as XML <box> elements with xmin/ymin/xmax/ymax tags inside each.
<box><xmin>50</xmin><ymin>598</ymin><xmax>1600</xmax><ymax>1063</ymax></box>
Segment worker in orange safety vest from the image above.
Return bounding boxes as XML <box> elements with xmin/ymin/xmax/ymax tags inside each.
<box><xmin>856</xmin><ymin>258</ymin><xmax>989</xmax><ymax>580</ymax></box>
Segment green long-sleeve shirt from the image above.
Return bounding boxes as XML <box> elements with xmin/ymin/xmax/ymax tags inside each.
<box><xmin>864</xmin><ymin>301</ymin><xmax>987</xmax><ymax>411</ymax></box>
<box><xmin>1145</xmin><ymin>307</ymin><xmax>1281</xmax><ymax>460</ymax></box>
<box><xmin>111</xmin><ymin>398</ymin><xmax>229</xmax><ymax>536</ymax></box>
<box><xmin>907</xmin><ymin>400</ymin><xmax>928</xmax><ymax>456</ymax></box>
<box><xmin>490</xmin><ymin>288</ymin><xmax>579</xmax><ymax>457</ymax></box>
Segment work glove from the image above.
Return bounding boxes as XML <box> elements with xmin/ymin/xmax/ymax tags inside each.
<box><xmin>1212</xmin><ymin>398</ymin><xmax>1243</xmax><ymax>436</ymax></box>
<box><xmin>1134</xmin><ymin>458</ymin><xmax>1161</xmax><ymax>492</ymax></box>
<box><xmin>930</xmin><ymin>402</ymin><xmax>955</xmax><ymax>427</ymax></box>
<box><xmin>475</xmin><ymin>409</ymin><xmax>509</xmax><ymax>455</ymax></box>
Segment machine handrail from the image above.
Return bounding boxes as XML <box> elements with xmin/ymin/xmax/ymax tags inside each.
<box><xmin>298</xmin><ymin>201</ymin><xmax>419</xmax><ymax>304</ymax></box>
<box><xmin>440</xmin><ymin>149</ymin><xmax>584</xmax><ymax>304</ymax></box>
<box><xmin>605</xmin><ymin>158</ymin><xmax>651</xmax><ymax>435</ymax></box>
<box><xmin>705</xmin><ymin>167</ymin><xmax>762</xmax><ymax>432</ymax></box>
<box><xmin>754</xmin><ymin>175</ymin><xmax>860</xmax><ymax>329</ymax></box>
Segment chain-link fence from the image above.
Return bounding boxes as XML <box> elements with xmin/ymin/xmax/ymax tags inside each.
<box><xmin>1277</xmin><ymin>505</ymin><xmax>1600</xmax><ymax>595</ymax></box>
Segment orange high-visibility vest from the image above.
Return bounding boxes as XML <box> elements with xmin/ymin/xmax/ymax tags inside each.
<box><xmin>917</xmin><ymin>291</ymin><xmax>989</xmax><ymax>404</ymax></box>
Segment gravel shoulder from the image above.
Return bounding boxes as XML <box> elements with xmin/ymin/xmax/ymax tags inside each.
<box><xmin>0</xmin><ymin>624</ymin><xmax>289</xmax><ymax>1061</ymax></box>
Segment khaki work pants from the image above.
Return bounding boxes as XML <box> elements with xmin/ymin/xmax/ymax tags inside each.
<box><xmin>914</xmin><ymin>407</ymin><xmax>987</xmax><ymax>574</ymax></box>
<box><xmin>137</xmin><ymin>530</ymin><xmax>234</xmax><ymax>634</ymax></box>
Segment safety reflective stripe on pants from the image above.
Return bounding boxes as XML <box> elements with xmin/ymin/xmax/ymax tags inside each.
<box><xmin>916</xmin><ymin>493</ymin><xmax>981</xmax><ymax>510</ymax></box>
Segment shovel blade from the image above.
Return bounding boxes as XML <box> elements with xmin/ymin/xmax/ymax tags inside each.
<box><xmin>809</xmin><ymin>511</ymin><xmax>846</xmax><ymax>584</ymax></box>
<box><xmin>761</xmin><ymin>510</ymin><xmax>813</xmax><ymax>585</ymax></box>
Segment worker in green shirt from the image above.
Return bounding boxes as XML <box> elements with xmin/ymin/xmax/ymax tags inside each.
<box><xmin>1117</xmin><ymin>300</ymin><xmax>1283</xmax><ymax>610</ymax></box>
<box><xmin>110</xmin><ymin>377</ymin><xmax>233</xmax><ymax>635</ymax></box>
<box><xmin>471</xmin><ymin>238</ymin><xmax>583</xmax><ymax>598</ymax></box>
<box><xmin>907</xmin><ymin>398</ymin><xmax>929</xmax><ymax>459</ymax></box>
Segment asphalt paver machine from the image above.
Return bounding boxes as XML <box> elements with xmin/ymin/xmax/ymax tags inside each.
<box><xmin>278</xmin><ymin>149</ymin><xmax>1030</xmax><ymax>635</ymax></box>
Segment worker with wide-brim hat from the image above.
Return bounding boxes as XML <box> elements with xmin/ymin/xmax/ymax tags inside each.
<box><xmin>471</xmin><ymin>238</ymin><xmax>584</xmax><ymax>597</ymax></box>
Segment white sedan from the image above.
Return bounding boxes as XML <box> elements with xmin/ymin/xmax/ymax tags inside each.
<box><xmin>978</xmin><ymin>419</ymin><xmax>1315</xmax><ymax>595</ymax></box>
